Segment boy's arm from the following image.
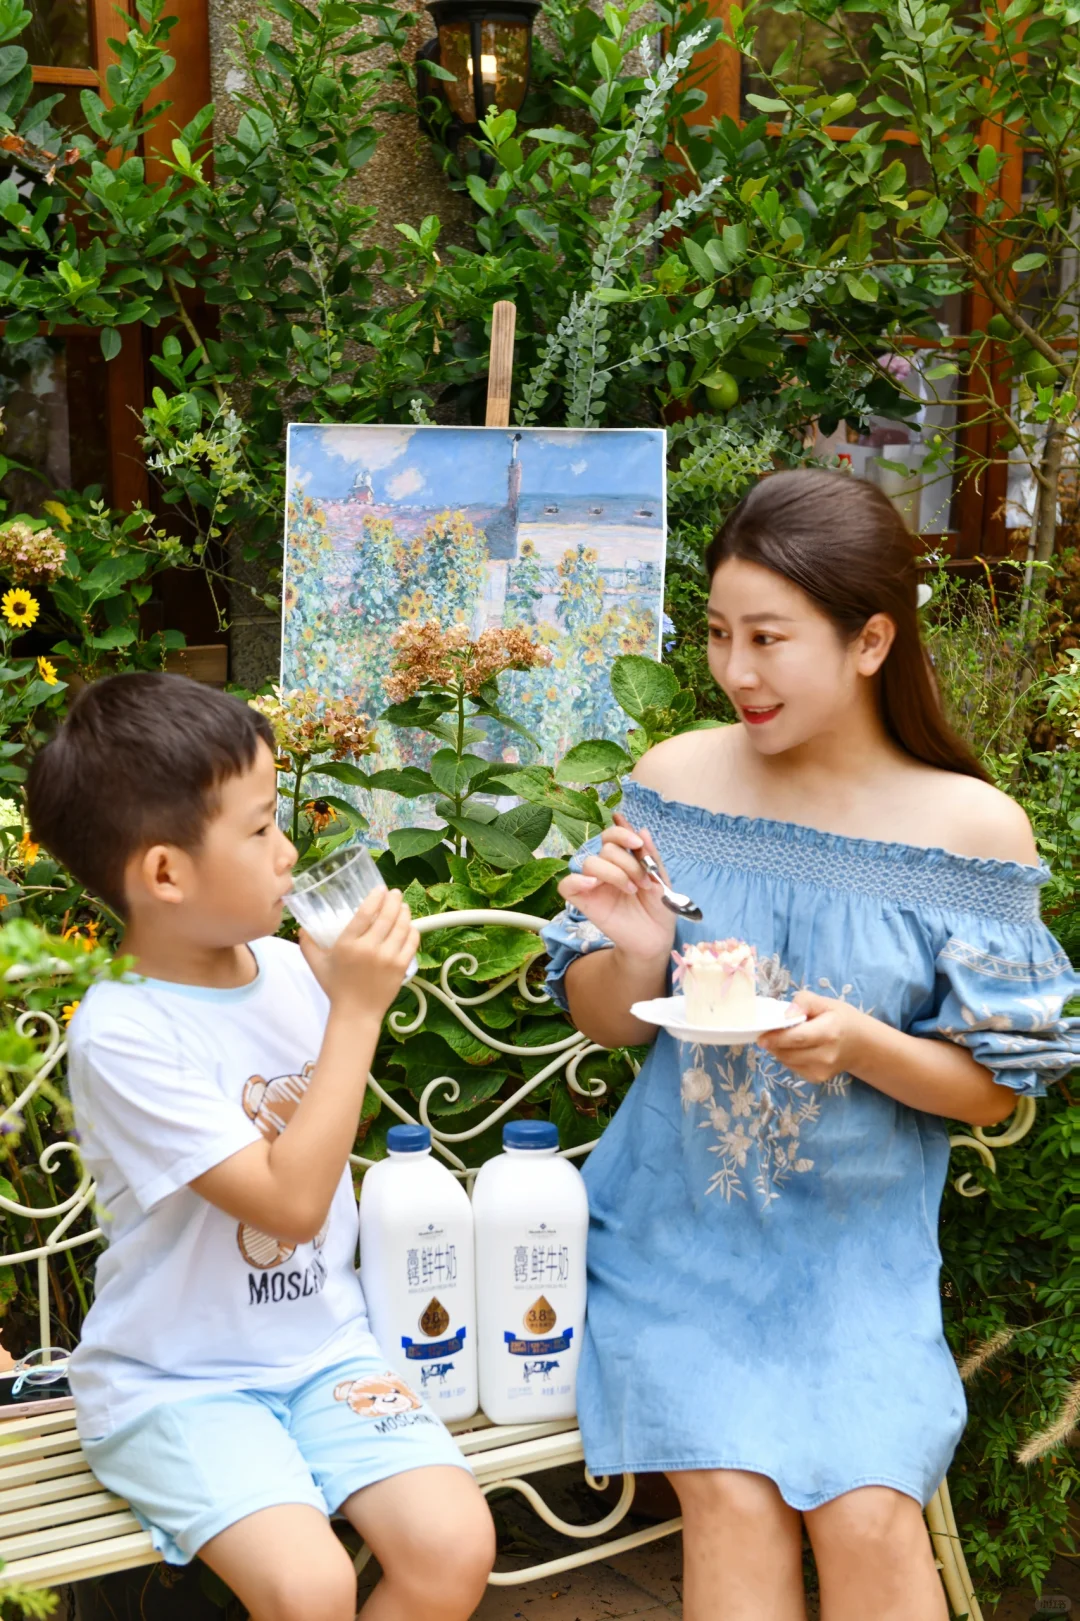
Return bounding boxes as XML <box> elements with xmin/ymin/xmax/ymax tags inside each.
<box><xmin>190</xmin><ymin>889</ymin><xmax>418</xmax><ymax>1243</ymax></box>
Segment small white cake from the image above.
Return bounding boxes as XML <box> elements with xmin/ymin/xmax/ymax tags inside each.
<box><xmin>673</xmin><ymin>939</ymin><xmax>758</xmax><ymax>1027</ymax></box>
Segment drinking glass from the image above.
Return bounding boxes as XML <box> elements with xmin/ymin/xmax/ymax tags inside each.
<box><xmin>285</xmin><ymin>845</ymin><xmax>418</xmax><ymax>979</ymax></box>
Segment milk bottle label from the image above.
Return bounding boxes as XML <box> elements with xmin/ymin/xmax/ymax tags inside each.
<box><xmin>500</xmin><ymin>1226</ymin><xmax>577</xmax><ymax>1404</ymax></box>
<box><xmin>398</xmin><ymin>1225</ymin><xmax>469</xmax><ymax>1404</ymax></box>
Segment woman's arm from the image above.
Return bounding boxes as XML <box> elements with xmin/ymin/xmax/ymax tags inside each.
<box><xmin>563</xmin><ymin>944</ymin><xmax>670</xmax><ymax>1048</ymax></box>
<box><xmin>556</xmin><ymin>817</ymin><xmax>677</xmax><ymax>1048</ymax></box>
<box><xmin>760</xmin><ymin>992</ymin><xmax>1017</xmax><ymax>1126</ymax></box>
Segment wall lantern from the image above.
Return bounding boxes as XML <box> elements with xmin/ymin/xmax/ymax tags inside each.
<box><xmin>417</xmin><ymin>0</ymin><xmax>542</xmax><ymax>141</ymax></box>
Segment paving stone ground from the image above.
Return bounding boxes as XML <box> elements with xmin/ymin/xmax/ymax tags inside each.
<box><xmin>355</xmin><ymin>1464</ymin><xmax>1080</xmax><ymax>1621</ymax></box>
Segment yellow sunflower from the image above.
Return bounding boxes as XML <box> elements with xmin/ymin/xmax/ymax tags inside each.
<box><xmin>2</xmin><ymin>589</ymin><xmax>39</xmax><ymax>629</ymax></box>
<box><xmin>37</xmin><ymin>657</ymin><xmax>58</xmax><ymax>686</ymax></box>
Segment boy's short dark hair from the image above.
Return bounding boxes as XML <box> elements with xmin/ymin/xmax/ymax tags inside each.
<box><xmin>27</xmin><ymin>673</ymin><xmax>276</xmax><ymax>917</ymax></box>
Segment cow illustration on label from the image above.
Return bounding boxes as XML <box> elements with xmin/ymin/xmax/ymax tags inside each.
<box><xmin>237</xmin><ymin>1064</ymin><xmax>329</xmax><ymax>1269</ymax></box>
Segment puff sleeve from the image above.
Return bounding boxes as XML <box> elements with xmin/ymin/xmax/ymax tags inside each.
<box><xmin>910</xmin><ymin>923</ymin><xmax>1080</xmax><ymax>1097</ymax></box>
<box><xmin>541</xmin><ymin>834</ymin><xmax>615</xmax><ymax>1012</ymax></box>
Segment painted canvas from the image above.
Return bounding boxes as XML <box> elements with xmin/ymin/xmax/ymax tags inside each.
<box><xmin>281</xmin><ymin>425</ymin><xmax>666</xmax><ymax>841</ymax></box>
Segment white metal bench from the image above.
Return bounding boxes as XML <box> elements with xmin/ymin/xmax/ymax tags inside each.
<box><xmin>0</xmin><ymin>909</ymin><xmax>1036</xmax><ymax>1615</ymax></box>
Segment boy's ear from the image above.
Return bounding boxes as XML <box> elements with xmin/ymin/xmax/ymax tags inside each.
<box><xmin>129</xmin><ymin>844</ymin><xmax>190</xmax><ymax>908</ymax></box>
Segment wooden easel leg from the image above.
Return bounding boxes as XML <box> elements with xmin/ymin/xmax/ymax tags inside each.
<box><xmin>485</xmin><ymin>301</ymin><xmax>518</xmax><ymax>427</ymax></box>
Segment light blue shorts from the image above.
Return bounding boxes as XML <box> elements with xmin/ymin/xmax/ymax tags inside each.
<box><xmin>82</xmin><ymin>1352</ymin><xmax>471</xmax><ymax>1564</ymax></box>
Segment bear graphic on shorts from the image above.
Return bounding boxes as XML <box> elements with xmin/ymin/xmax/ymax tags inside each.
<box><xmin>333</xmin><ymin>1374</ymin><xmax>422</xmax><ymax>1420</ymax></box>
<box><xmin>236</xmin><ymin>1064</ymin><xmax>330</xmax><ymax>1268</ymax></box>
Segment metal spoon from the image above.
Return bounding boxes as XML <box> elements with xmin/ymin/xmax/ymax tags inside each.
<box><xmin>633</xmin><ymin>848</ymin><xmax>703</xmax><ymax>921</ymax></box>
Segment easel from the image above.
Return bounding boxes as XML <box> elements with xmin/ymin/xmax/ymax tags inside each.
<box><xmin>485</xmin><ymin>301</ymin><xmax>517</xmax><ymax>427</ymax></box>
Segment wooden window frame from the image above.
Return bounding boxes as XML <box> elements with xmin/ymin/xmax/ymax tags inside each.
<box><xmin>689</xmin><ymin>0</ymin><xmax>1026</xmax><ymax>560</ymax></box>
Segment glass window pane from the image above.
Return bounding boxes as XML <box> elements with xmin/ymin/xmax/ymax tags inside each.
<box><xmin>0</xmin><ymin>334</ymin><xmax>110</xmax><ymax>515</ymax></box>
<box><xmin>741</xmin><ymin>7</ymin><xmax>911</xmax><ymax>127</ymax></box>
<box><xmin>23</xmin><ymin>0</ymin><xmax>91</xmax><ymax>69</ymax></box>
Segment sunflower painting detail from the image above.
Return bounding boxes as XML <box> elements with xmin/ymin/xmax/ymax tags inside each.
<box><xmin>281</xmin><ymin>425</ymin><xmax>666</xmax><ymax>844</ymax></box>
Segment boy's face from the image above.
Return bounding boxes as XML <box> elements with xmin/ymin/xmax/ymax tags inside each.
<box><xmin>131</xmin><ymin>740</ymin><xmax>298</xmax><ymax>945</ymax></box>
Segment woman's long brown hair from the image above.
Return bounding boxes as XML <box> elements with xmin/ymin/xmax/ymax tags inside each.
<box><xmin>704</xmin><ymin>469</ymin><xmax>989</xmax><ymax>782</ymax></box>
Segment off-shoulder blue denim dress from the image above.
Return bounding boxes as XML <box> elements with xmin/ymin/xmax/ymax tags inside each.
<box><xmin>542</xmin><ymin>779</ymin><xmax>1080</xmax><ymax>1510</ymax></box>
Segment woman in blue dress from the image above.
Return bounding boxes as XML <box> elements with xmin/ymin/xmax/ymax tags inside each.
<box><xmin>541</xmin><ymin>469</ymin><xmax>1080</xmax><ymax>1621</ymax></box>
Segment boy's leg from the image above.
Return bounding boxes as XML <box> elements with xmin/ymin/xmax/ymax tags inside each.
<box><xmin>339</xmin><ymin>1466</ymin><xmax>496</xmax><ymax>1621</ymax></box>
<box><xmin>199</xmin><ymin>1503</ymin><xmax>357</xmax><ymax>1621</ymax></box>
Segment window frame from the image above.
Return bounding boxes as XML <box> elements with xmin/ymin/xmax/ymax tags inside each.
<box><xmin>691</xmin><ymin>0</ymin><xmax>1028</xmax><ymax>559</ymax></box>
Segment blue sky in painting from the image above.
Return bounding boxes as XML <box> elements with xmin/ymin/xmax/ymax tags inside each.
<box><xmin>286</xmin><ymin>425</ymin><xmax>665</xmax><ymax>505</ymax></box>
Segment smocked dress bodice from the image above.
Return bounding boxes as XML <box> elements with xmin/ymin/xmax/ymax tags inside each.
<box><xmin>541</xmin><ymin>779</ymin><xmax>1080</xmax><ymax>1508</ymax></box>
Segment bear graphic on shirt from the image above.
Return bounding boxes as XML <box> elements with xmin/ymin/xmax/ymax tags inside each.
<box><xmin>236</xmin><ymin>1063</ymin><xmax>330</xmax><ymax>1269</ymax></box>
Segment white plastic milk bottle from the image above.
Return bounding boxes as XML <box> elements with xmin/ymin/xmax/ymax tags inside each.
<box><xmin>473</xmin><ymin>1120</ymin><xmax>588</xmax><ymax>1423</ymax></box>
<box><xmin>358</xmin><ymin>1123</ymin><xmax>478</xmax><ymax>1421</ymax></box>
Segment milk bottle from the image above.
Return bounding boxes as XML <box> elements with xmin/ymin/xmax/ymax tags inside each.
<box><xmin>473</xmin><ymin>1120</ymin><xmax>588</xmax><ymax>1423</ymax></box>
<box><xmin>358</xmin><ymin>1124</ymin><xmax>477</xmax><ymax>1421</ymax></box>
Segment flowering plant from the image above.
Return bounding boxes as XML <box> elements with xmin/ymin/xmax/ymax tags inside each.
<box><xmin>249</xmin><ymin>686</ymin><xmax>378</xmax><ymax>855</ymax></box>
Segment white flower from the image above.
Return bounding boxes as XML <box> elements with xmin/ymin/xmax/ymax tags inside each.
<box><xmin>681</xmin><ymin>1066</ymin><xmax>714</xmax><ymax>1106</ymax></box>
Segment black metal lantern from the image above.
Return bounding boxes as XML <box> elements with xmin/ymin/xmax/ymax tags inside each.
<box><xmin>418</xmin><ymin>0</ymin><xmax>542</xmax><ymax>138</ymax></box>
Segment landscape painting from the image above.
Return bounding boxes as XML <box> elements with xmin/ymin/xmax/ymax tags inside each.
<box><xmin>281</xmin><ymin>424</ymin><xmax>666</xmax><ymax>841</ymax></box>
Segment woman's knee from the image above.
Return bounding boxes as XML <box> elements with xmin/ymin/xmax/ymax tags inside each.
<box><xmin>668</xmin><ymin>1467</ymin><xmax>796</xmax><ymax>1529</ymax></box>
<box><xmin>807</xmin><ymin>1485</ymin><xmax>926</xmax><ymax>1565</ymax></box>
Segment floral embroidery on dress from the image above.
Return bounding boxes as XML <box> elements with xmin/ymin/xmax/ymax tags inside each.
<box><xmin>679</xmin><ymin>964</ymin><xmax>867</xmax><ymax>1207</ymax></box>
<box><xmin>682</xmin><ymin>1042</ymin><xmax>820</xmax><ymax>1206</ymax></box>
<box><xmin>557</xmin><ymin>909</ymin><xmax>613</xmax><ymax>953</ymax></box>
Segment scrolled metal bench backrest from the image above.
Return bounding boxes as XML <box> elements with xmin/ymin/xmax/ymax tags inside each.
<box><xmin>0</xmin><ymin>910</ymin><xmax>1038</xmax><ymax>1355</ymax></box>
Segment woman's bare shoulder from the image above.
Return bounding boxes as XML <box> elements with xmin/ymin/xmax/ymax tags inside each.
<box><xmin>630</xmin><ymin>725</ymin><xmax>736</xmax><ymax>795</ymax></box>
<box><xmin>919</xmin><ymin>769</ymin><xmax>1038</xmax><ymax>865</ymax></box>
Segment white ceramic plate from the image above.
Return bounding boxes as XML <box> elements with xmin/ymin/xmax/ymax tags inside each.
<box><xmin>629</xmin><ymin>994</ymin><xmax>806</xmax><ymax>1046</ymax></box>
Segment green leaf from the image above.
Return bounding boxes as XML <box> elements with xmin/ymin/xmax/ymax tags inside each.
<box><xmin>745</xmin><ymin>93</ymin><xmax>789</xmax><ymax>113</ymax></box>
<box><xmin>977</xmin><ymin>142</ymin><xmax>997</xmax><ymax>184</ymax></box>
<box><xmin>387</xmin><ymin>826</ymin><xmax>446</xmax><ymax>862</ymax></box>
<box><xmin>363</xmin><ymin>767</ymin><xmax>436</xmax><ymax>797</ymax></box>
<box><xmin>429</xmin><ymin>749</ymin><xmax>489</xmax><ymax>799</ymax></box>
<box><xmin>528</xmin><ymin>127</ymin><xmax>588</xmax><ymax>148</ymax></box>
<box><xmin>1013</xmin><ymin>252</ymin><xmax>1048</xmax><ymax>273</ymax></box>
<box><xmin>99</xmin><ymin>327</ymin><xmax>122</xmax><ymax>361</ymax></box>
<box><xmin>555</xmin><ymin>739</ymin><xmax>633</xmax><ymax>785</ymax></box>
<box><xmin>442</xmin><ymin>815</ymin><xmax>533</xmax><ymax>871</ymax></box>
<box><xmin>493</xmin><ymin>802</ymin><xmax>552</xmax><ymax>851</ymax></box>
<box><xmin>610</xmin><ymin>655</ymin><xmax>679</xmax><ymax>721</ymax></box>
<box><xmin>921</xmin><ymin>198</ymin><xmax>949</xmax><ymax>238</ymax></box>
<box><xmin>318</xmin><ymin>761</ymin><xmax>372</xmax><ymax>787</ymax></box>
<box><xmin>469</xmin><ymin>854</ymin><xmax>565</xmax><ymax>904</ymax></box>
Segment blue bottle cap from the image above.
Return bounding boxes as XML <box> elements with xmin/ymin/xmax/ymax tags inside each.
<box><xmin>387</xmin><ymin>1124</ymin><xmax>431</xmax><ymax>1153</ymax></box>
<box><xmin>503</xmin><ymin>1120</ymin><xmax>559</xmax><ymax>1150</ymax></box>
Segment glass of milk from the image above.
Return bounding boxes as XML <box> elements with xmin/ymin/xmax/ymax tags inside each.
<box><xmin>285</xmin><ymin>845</ymin><xmax>418</xmax><ymax>979</ymax></box>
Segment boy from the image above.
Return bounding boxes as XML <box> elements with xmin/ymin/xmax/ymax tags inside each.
<box><xmin>27</xmin><ymin>673</ymin><xmax>495</xmax><ymax>1621</ymax></box>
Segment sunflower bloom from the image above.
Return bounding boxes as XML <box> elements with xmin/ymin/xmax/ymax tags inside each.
<box><xmin>2</xmin><ymin>589</ymin><xmax>39</xmax><ymax>629</ymax></box>
<box><xmin>37</xmin><ymin>657</ymin><xmax>58</xmax><ymax>686</ymax></box>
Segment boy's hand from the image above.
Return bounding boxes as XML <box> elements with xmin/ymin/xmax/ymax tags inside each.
<box><xmin>299</xmin><ymin>887</ymin><xmax>419</xmax><ymax>1022</ymax></box>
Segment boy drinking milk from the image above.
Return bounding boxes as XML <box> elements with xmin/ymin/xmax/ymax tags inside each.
<box><xmin>27</xmin><ymin>672</ymin><xmax>495</xmax><ymax>1621</ymax></box>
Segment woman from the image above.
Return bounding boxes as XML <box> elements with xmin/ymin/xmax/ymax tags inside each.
<box><xmin>542</xmin><ymin>469</ymin><xmax>1079</xmax><ymax>1621</ymax></box>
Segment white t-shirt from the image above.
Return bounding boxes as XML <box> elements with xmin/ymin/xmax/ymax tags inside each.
<box><xmin>67</xmin><ymin>935</ymin><xmax>375</xmax><ymax>1438</ymax></box>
